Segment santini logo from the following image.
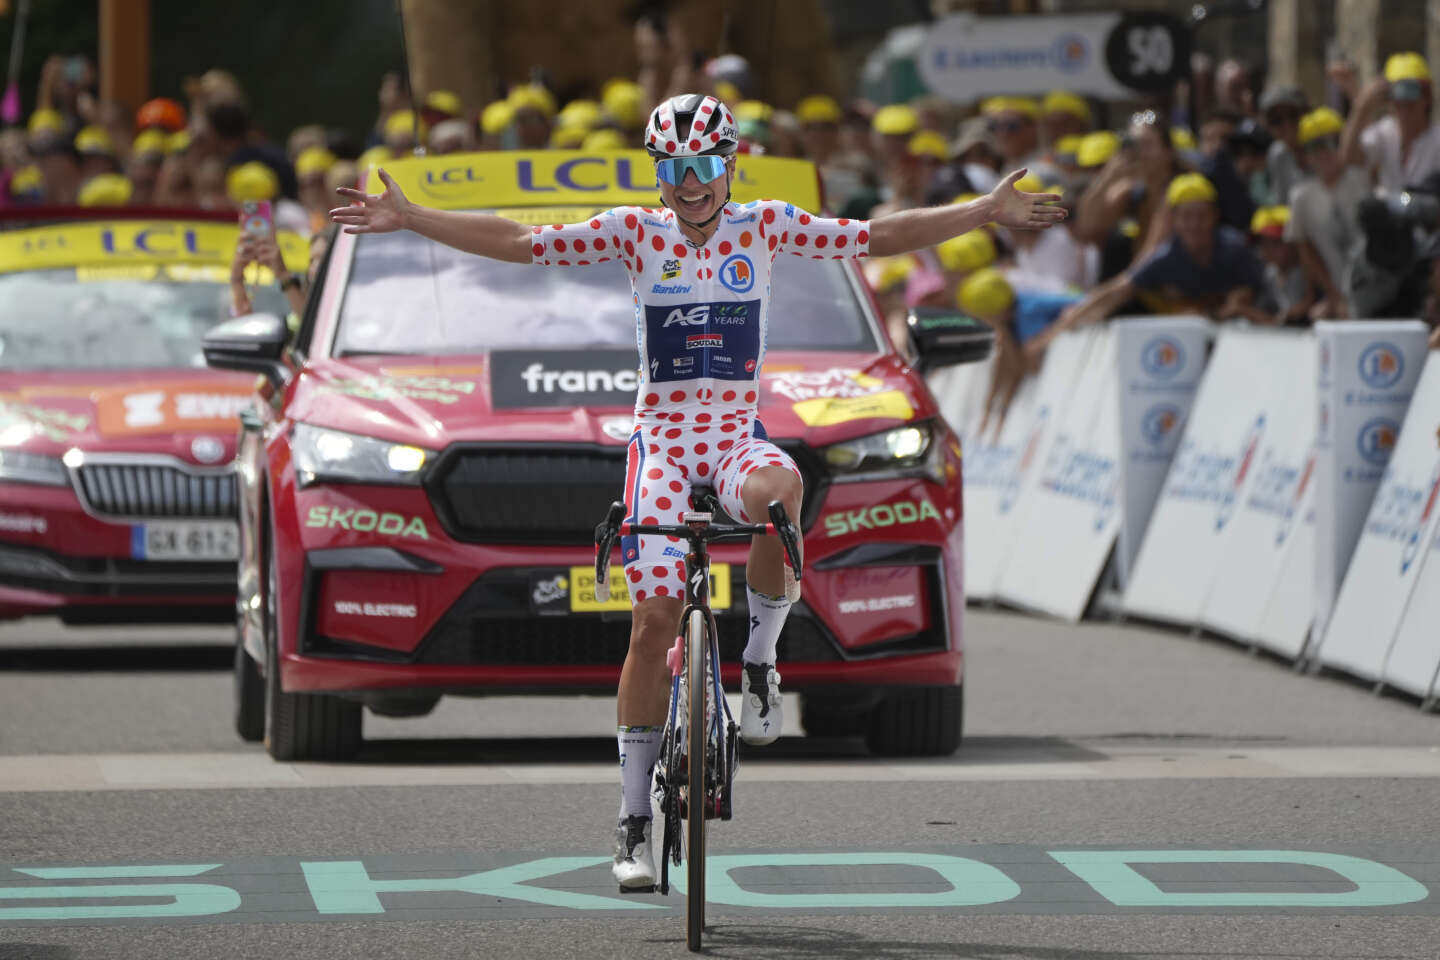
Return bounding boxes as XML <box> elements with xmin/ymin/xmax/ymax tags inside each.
<box><xmin>520</xmin><ymin>362</ymin><xmax>638</xmax><ymax>393</ymax></box>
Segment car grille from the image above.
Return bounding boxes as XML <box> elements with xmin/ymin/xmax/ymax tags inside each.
<box><xmin>426</xmin><ymin>443</ymin><xmax>825</xmax><ymax>544</ymax></box>
<box><xmin>74</xmin><ymin>461</ymin><xmax>237</xmax><ymax>519</ymax></box>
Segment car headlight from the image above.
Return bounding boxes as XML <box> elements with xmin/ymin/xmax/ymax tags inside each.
<box><xmin>0</xmin><ymin>449</ymin><xmax>70</xmax><ymax>486</ymax></box>
<box><xmin>821</xmin><ymin>423</ymin><xmax>944</xmax><ymax>484</ymax></box>
<box><xmin>291</xmin><ymin>423</ymin><xmax>435</xmax><ymax>488</ymax></box>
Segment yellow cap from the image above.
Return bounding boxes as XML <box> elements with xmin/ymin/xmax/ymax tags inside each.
<box><xmin>9</xmin><ymin>164</ymin><xmax>44</xmax><ymax>197</ymax></box>
<box><xmin>74</xmin><ymin>125</ymin><xmax>114</xmax><ymax>156</ymax></box>
<box><xmin>582</xmin><ymin>128</ymin><xmax>626</xmax><ymax>151</ymax></box>
<box><xmin>735</xmin><ymin>100</ymin><xmax>774</xmax><ymax>123</ymax></box>
<box><xmin>1055</xmin><ymin>134</ymin><xmax>1084</xmax><ymax>158</ymax></box>
<box><xmin>714</xmin><ymin>80</ymin><xmax>743</xmax><ymax>106</ymax></box>
<box><xmin>383</xmin><ymin>110</ymin><xmax>427</xmax><ymax>143</ymax></box>
<box><xmin>1298</xmin><ymin>106</ymin><xmax>1344</xmax><ymax>146</ymax></box>
<box><xmin>795</xmin><ymin>95</ymin><xmax>843</xmax><ymax>125</ymax></box>
<box><xmin>866</xmin><ymin>255</ymin><xmax>916</xmax><ymax>294</ymax></box>
<box><xmin>508</xmin><ymin>83</ymin><xmax>557</xmax><ymax>118</ymax></box>
<box><xmin>480</xmin><ymin>100</ymin><xmax>513</xmax><ymax>136</ymax></box>
<box><xmin>980</xmin><ymin>96</ymin><xmax>1039</xmax><ymax>119</ymax></box>
<box><xmin>166</xmin><ymin>129</ymin><xmax>192</xmax><ymax>154</ymax></box>
<box><xmin>558</xmin><ymin>99</ymin><xmax>602</xmax><ymax>132</ymax></box>
<box><xmin>872</xmin><ymin>104</ymin><xmax>918</xmax><ymax>136</ymax></box>
<box><xmin>549</xmin><ymin>124</ymin><xmax>588</xmax><ymax>148</ymax></box>
<box><xmin>131</xmin><ymin>128</ymin><xmax>169</xmax><ymax>157</ymax></box>
<box><xmin>907</xmin><ymin>130</ymin><xmax>948</xmax><ymax>161</ymax></box>
<box><xmin>602</xmin><ymin>80</ymin><xmax>644</xmax><ymax>129</ymax></box>
<box><xmin>27</xmin><ymin>108</ymin><xmax>64</xmax><ymax>136</ymax></box>
<box><xmin>424</xmin><ymin>90</ymin><xmax>462</xmax><ymax>117</ymax></box>
<box><xmin>1165</xmin><ymin>172</ymin><xmax>1218</xmax><ymax>207</ymax></box>
<box><xmin>936</xmin><ymin>230</ymin><xmax>997</xmax><ymax>273</ymax></box>
<box><xmin>357</xmin><ymin>145</ymin><xmax>392</xmax><ymax>171</ymax></box>
<box><xmin>958</xmin><ymin>267</ymin><xmax>1015</xmax><ymax>317</ymax></box>
<box><xmin>1250</xmin><ymin>205</ymin><xmax>1291</xmax><ymax>237</ymax></box>
<box><xmin>77</xmin><ymin>173</ymin><xmax>133</xmax><ymax>207</ymax></box>
<box><xmin>296</xmin><ymin>145</ymin><xmax>337</xmax><ymax>178</ymax></box>
<box><xmin>1076</xmin><ymin>130</ymin><xmax>1120</xmax><ymax>168</ymax></box>
<box><xmin>1170</xmin><ymin>127</ymin><xmax>1197</xmax><ymax>151</ymax></box>
<box><xmin>1042</xmin><ymin>91</ymin><xmax>1091</xmax><ymax>125</ymax></box>
<box><xmin>1384</xmin><ymin>52</ymin><xmax>1431</xmax><ymax>84</ymax></box>
<box><xmin>226</xmin><ymin>161</ymin><xmax>280</xmax><ymax>203</ymax></box>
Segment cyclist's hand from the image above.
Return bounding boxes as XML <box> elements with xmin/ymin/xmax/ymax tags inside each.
<box><xmin>330</xmin><ymin>167</ymin><xmax>411</xmax><ymax>234</ymax></box>
<box><xmin>989</xmin><ymin>169</ymin><xmax>1066</xmax><ymax>230</ymax></box>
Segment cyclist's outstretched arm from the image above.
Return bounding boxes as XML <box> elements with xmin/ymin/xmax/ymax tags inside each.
<box><xmin>867</xmin><ymin>169</ymin><xmax>1064</xmax><ymax>258</ymax></box>
<box><xmin>331</xmin><ymin>168</ymin><xmax>532</xmax><ymax>263</ymax></box>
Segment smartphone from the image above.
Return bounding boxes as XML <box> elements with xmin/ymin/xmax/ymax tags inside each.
<box><xmin>240</xmin><ymin>201</ymin><xmax>273</xmax><ymax>239</ymax></box>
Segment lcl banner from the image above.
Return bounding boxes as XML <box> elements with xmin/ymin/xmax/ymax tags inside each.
<box><xmin>1312</xmin><ymin>321</ymin><xmax>1430</xmax><ymax>645</ymax></box>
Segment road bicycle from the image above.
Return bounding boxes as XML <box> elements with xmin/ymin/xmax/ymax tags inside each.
<box><xmin>594</xmin><ymin>490</ymin><xmax>802</xmax><ymax>952</ymax></box>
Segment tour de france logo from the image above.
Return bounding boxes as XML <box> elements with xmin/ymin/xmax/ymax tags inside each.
<box><xmin>719</xmin><ymin>254</ymin><xmax>754</xmax><ymax>294</ymax></box>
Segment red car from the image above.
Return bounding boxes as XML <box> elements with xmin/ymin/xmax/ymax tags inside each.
<box><xmin>203</xmin><ymin>151</ymin><xmax>987</xmax><ymax>760</ymax></box>
<box><xmin>0</xmin><ymin>209</ymin><xmax>305</xmax><ymax>625</ymax></box>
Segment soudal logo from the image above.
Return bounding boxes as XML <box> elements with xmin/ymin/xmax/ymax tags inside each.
<box><xmin>1140</xmin><ymin>336</ymin><xmax>1184</xmax><ymax>379</ymax></box>
<box><xmin>1358</xmin><ymin>342</ymin><xmax>1404</xmax><ymax>390</ymax></box>
<box><xmin>1400</xmin><ymin>463</ymin><xmax>1440</xmax><ymax>574</ymax></box>
<box><xmin>1356</xmin><ymin>418</ymin><xmax>1399</xmax><ymax>466</ymax></box>
<box><xmin>686</xmin><ymin>334</ymin><xmax>723</xmax><ymax>350</ymax></box>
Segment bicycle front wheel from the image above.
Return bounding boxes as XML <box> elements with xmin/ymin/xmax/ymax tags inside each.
<box><xmin>685</xmin><ymin>606</ymin><xmax>708</xmax><ymax>952</ymax></box>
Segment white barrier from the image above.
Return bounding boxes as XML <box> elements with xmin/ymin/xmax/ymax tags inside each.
<box><xmin>1122</xmin><ymin>329</ymin><xmax>1280</xmax><ymax>625</ymax></box>
<box><xmin>996</xmin><ymin>327</ymin><xmax>1119</xmax><ymax>620</ymax></box>
<box><xmin>1199</xmin><ymin>334</ymin><xmax>1318</xmax><ymax>657</ymax></box>
<box><xmin>1382</xmin><ymin>434</ymin><xmax>1440</xmax><ymax>700</ymax></box>
<box><xmin>1316</xmin><ymin>351</ymin><xmax>1440</xmax><ymax>684</ymax></box>
<box><xmin>1313</xmin><ymin>322</ymin><xmax>1432</xmax><ymax>643</ymax></box>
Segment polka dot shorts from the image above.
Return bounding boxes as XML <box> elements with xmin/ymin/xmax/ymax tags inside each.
<box><xmin>619</xmin><ymin>417</ymin><xmax>800</xmax><ymax>605</ymax></box>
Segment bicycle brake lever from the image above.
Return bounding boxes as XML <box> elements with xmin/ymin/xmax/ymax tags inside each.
<box><xmin>767</xmin><ymin>500</ymin><xmax>803</xmax><ymax>583</ymax></box>
<box><xmin>594</xmin><ymin>500</ymin><xmax>627</xmax><ymax>602</ymax></box>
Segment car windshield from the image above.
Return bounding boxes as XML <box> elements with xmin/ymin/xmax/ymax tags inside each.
<box><xmin>0</xmin><ymin>268</ymin><xmax>288</xmax><ymax>371</ymax></box>
<box><xmin>333</xmin><ymin>217</ymin><xmax>880</xmax><ymax>357</ymax></box>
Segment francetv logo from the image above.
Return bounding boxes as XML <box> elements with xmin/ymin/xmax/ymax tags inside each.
<box><xmin>490</xmin><ymin>349</ymin><xmax>639</xmax><ymax>409</ymax></box>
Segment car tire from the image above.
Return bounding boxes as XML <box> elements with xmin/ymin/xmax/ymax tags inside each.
<box><xmin>262</xmin><ymin>525</ymin><xmax>361</xmax><ymax>762</ymax></box>
<box><xmin>863</xmin><ymin>685</ymin><xmax>963</xmax><ymax>757</ymax></box>
<box><xmin>234</xmin><ymin>631</ymin><xmax>265</xmax><ymax>742</ymax></box>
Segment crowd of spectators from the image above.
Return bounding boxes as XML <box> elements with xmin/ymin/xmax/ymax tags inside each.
<box><xmin>4</xmin><ymin>31</ymin><xmax>1440</xmax><ymax>400</ymax></box>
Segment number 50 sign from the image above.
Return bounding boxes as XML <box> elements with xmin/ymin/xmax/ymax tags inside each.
<box><xmin>918</xmin><ymin>12</ymin><xmax>1191</xmax><ymax>101</ymax></box>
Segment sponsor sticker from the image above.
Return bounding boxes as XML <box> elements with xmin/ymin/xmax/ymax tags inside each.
<box><xmin>686</xmin><ymin>333</ymin><xmax>723</xmax><ymax>350</ymax></box>
<box><xmin>719</xmin><ymin>254</ymin><xmax>755</xmax><ymax>294</ymax></box>
<box><xmin>651</xmin><ymin>282</ymin><xmax>692</xmax><ymax>295</ymax></box>
<box><xmin>567</xmin><ymin>563</ymin><xmax>730</xmax><ymax>612</ymax></box>
<box><xmin>92</xmin><ymin>384</ymin><xmax>252</xmax><ymax>437</ymax></box>
<box><xmin>318</xmin><ymin>375</ymin><xmax>479</xmax><ymax>406</ymax></box>
<box><xmin>490</xmin><ymin>349</ymin><xmax>639</xmax><ymax>408</ymax></box>
<box><xmin>824</xmin><ymin>500</ymin><xmax>941</xmax><ymax>537</ymax></box>
<box><xmin>767</xmin><ymin>368</ymin><xmax>887</xmax><ymax>403</ymax></box>
<box><xmin>333</xmin><ymin>601</ymin><xmax>418</xmax><ymax>618</ymax></box>
<box><xmin>0</xmin><ymin>399</ymin><xmax>90</xmax><ymax>442</ymax></box>
<box><xmin>660</xmin><ymin>258</ymin><xmax>682</xmax><ymax>280</ymax></box>
<box><xmin>305</xmin><ymin>506</ymin><xmax>430</xmax><ymax>540</ymax></box>
<box><xmin>1140</xmin><ymin>336</ymin><xmax>1184</xmax><ymax>379</ymax></box>
<box><xmin>791</xmin><ymin>391</ymin><xmax>914</xmax><ymax>427</ymax></box>
<box><xmin>838</xmin><ymin>595</ymin><xmax>917</xmax><ymax>614</ymax></box>
<box><xmin>0</xmin><ymin>512</ymin><xmax>47</xmax><ymax>534</ymax></box>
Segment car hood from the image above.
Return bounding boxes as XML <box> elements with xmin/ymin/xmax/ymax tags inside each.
<box><xmin>288</xmin><ymin>351</ymin><xmax>936</xmax><ymax>449</ymax></box>
<box><xmin>0</xmin><ymin>368</ymin><xmax>255</xmax><ymax>463</ymax></box>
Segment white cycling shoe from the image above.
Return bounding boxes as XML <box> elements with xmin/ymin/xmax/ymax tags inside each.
<box><xmin>612</xmin><ymin>815</ymin><xmax>657</xmax><ymax>891</ymax></box>
<box><xmin>741</xmin><ymin>661</ymin><xmax>783</xmax><ymax>745</ymax></box>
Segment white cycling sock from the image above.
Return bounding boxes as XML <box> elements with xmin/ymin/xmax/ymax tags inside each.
<box><xmin>617</xmin><ymin>725</ymin><xmax>662</xmax><ymax>820</ymax></box>
<box><xmin>743</xmin><ymin>583</ymin><xmax>791</xmax><ymax>666</ymax></box>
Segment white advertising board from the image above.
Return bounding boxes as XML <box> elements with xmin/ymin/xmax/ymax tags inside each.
<box><xmin>1113</xmin><ymin>317</ymin><xmax>1212</xmax><ymax>589</ymax></box>
<box><xmin>1382</xmin><ymin>489</ymin><xmax>1440</xmax><ymax>701</ymax></box>
<box><xmin>959</xmin><ymin>329</ymin><xmax>1095</xmax><ymax>601</ymax></box>
<box><xmin>1313</xmin><ymin>322</ymin><xmax>1430</xmax><ymax>643</ymax></box>
<box><xmin>1316</xmin><ymin>350</ymin><xmax>1440</xmax><ymax>683</ymax></box>
<box><xmin>1122</xmin><ymin>329</ymin><xmax>1274</xmax><ymax>625</ymax></box>
<box><xmin>1200</xmin><ymin>333</ymin><xmax>1317</xmax><ymax>653</ymax></box>
<box><xmin>997</xmin><ymin>328</ymin><xmax>1120</xmax><ymax>621</ymax></box>
<box><xmin>916</xmin><ymin>12</ymin><xmax>1189</xmax><ymax>101</ymax></box>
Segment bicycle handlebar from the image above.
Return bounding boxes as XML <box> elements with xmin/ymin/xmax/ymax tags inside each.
<box><xmin>592</xmin><ymin>498</ymin><xmax>803</xmax><ymax>602</ymax></box>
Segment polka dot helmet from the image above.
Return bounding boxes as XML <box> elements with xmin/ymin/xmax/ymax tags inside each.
<box><xmin>645</xmin><ymin>93</ymin><xmax>739</xmax><ymax>158</ymax></box>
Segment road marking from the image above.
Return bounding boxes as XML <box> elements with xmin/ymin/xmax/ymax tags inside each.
<box><xmin>2</xmin><ymin>744</ymin><xmax>1440</xmax><ymax>793</ymax></box>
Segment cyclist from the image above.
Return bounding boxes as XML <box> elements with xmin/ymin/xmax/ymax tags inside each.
<box><xmin>331</xmin><ymin>93</ymin><xmax>1063</xmax><ymax>891</ymax></box>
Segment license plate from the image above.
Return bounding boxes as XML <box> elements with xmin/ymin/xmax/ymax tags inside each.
<box><xmin>528</xmin><ymin>563</ymin><xmax>732</xmax><ymax>614</ymax></box>
<box><xmin>131</xmin><ymin>521</ymin><xmax>239</xmax><ymax>561</ymax></box>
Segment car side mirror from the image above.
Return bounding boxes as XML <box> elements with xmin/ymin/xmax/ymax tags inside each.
<box><xmin>906</xmin><ymin>307</ymin><xmax>993</xmax><ymax>372</ymax></box>
<box><xmin>202</xmin><ymin>313</ymin><xmax>291</xmax><ymax>388</ymax></box>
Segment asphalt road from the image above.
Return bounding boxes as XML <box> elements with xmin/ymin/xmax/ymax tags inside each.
<box><xmin>2</xmin><ymin>609</ymin><xmax>1439</xmax><ymax>959</ymax></box>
